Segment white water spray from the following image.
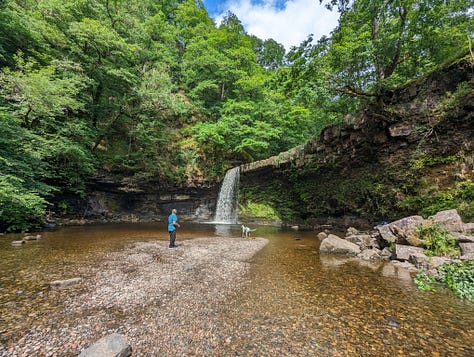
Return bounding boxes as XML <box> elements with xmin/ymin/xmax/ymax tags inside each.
<box><xmin>214</xmin><ymin>167</ymin><xmax>240</xmax><ymax>224</ymax></box>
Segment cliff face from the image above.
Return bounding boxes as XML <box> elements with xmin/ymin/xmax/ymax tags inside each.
<box><xmin>240</xmin><ymin>58</ymin><xmax>474</xmax><ymax>228</ymax></box>
<box><xmin>55</xmin><ymin>174</ymin><xmax>218</xmax><ymax>223</ymax></box>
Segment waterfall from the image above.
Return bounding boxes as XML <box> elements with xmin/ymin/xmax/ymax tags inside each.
<box><xmin>214</xmin><ymin>166</ymin><xmax>240</xmax><ymax>224</ymax></box>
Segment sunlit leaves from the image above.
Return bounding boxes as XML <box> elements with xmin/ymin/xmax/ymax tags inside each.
<box><xmin>0</xmin><ymin>54</ymin><xmax>90</xmax><ymax>128</ymax></box>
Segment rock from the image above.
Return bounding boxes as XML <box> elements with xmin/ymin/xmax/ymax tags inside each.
<box><xmin>451</xmin><ymin>232</ymin><xmax>474</xmax><ymax>243</ymax></box>
<box><xmin>23</xmin><ymin>234</ymin><xmax>41</xmax><ymax>241</ymax></box>
<box><xmin>428</xmin><ymin>256</ymin><xmax>453</xmax><ymax>268</ymax></box>
<box><xmin>428</xmin><ymin>209</ymin><xmax>465</xmax><ymax>233</ymax></box>
<box><xmin>11</xmin><ymin>240</ymin><xmax>26</xmax><ymax>246</ymax></box>
<box><xmin>390</xmin><ymin>215</ymin><xmax>425</xmax><ymax>246</ymax></box>
<box><xmin>376</xmin><ymin>224</ymin><xmax>398</xmax><ymax>243</ymax></box>
<box><xmin>290</xmin><ymin>225</ymin><xmax>299</xmax><ymax>230</ymax></box>
<box><xmin>345</xmin><ymin>235</ymin><xmax>360</xmax><ymax>244</ymax></box>
<box><xmin>79</xmin><ymin>333</ymin><xmax>132</xmax><ymax>357</ymax></box>
<box><xmin>357</xmin><ymin>249</ymin><xmax>382</xmax><ymax>261</ymax></box>
<box><xmin>346</xmin><ymin>234</ymin><xmax>374</xmax><ymax>250</ymax></box>
<box><xmin>346</xmin><ymin>227</ymin><xmax>359</xmax><ymax>236</ymax></box>
<box><xmin>408</xmin><ymin>252</ymin><xmax>430</xmax><ymax>270</ymax></box>
<box><xmin>393</xmin><ymin>244</ymin><xmax>424</xmax><ymax>261</ymax></box>
<box><xmin>380</xmin><ymin>247</ymin><xmax>392</xmax><ymax>260</ymax></box>
<box><xmin>50</xmin><ymin>278</ymin><xmax>82</xmax><ymax>289</ymax></box>
<box><xmin>388</xmin><ymin>123</ymin><xmax>413</xmax><ymax>137</ymax></box>
<box><xmin>319</xmin><ymin>234</ymin><xmax>361</xmax><ymax>256</ymax></box>
<box><xmin>390</xmin><ymin>260</ymin><xmax>418</xmax><ymax>271</ymax></box>
<box><xmin>409</xmin><ymin>253</ymin><xmax>452</xmax><ymax>274</ymax></box>
<box><xmin>465</xmin><ymin>222</ymin><xmax>474</xmax><ymax>233</ymax></box>
<box><xmin>385</xmin><ymin>315</ymin><xmax>401</xmax><ymax>327</ymax></box>
<box><xmin>459</xmin><ymin>242</ymin><xmax>474</xmax><ymax>258</ymax></box>
<box><xmin>317</xmin><ymin>232</ymin><xmax>327</xmax><ymax>241</ymax></box>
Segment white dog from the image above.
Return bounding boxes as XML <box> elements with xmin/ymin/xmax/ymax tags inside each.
<box><xmin>241</xmin><ymin>225</ymin><xmax>256</xmax><ymax>238</ymax></box>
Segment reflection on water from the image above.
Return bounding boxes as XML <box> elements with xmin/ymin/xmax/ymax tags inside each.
<box><xmin>214</xmin><ymin>223</ymin><xmax>234</xmax><ymax>237</ymax></box>
<box><xmin>1</xmin><ymin>223</ymin><xmax>473</xmax><ymax>356</ymax></box>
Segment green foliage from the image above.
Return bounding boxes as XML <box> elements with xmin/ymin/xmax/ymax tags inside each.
<box><xmin>239</xmin><ymin>181</ymin><xmax>302</xmax><ymax>223</ymax></box>
<box><xmin>414</xmin><ymin>261</ymin><xmax>474</xmax><ymax>301</ymax></box>
<box><xmin>413</xmin><ymin>271</ymin><xmax>437</xmax><ymax>291</ymax></box>
<box><xmin>0</xmin><ymin>175</ymin><xmax>47</xmax><ymax>232</ymax></box>
<box><xmin>401</xmin><ymin>179</ymin><xmax>474</xmax><ymax>222</ymax></box>
<box><xmin>415</xmin><ymin>222</ymin><xmax>460</xmax><ymax>257</ymax></box>
<box><xmin>239</xmin><ymin>201</ymin><xmax>280</xmax><ymax>222</ymax></box>
<box><xmin>438</xmin><ymin>261</ymin><xmax>474</xmax><ymax>301</ymax></box>
<box><xmin>0</xmin><ymin>0</ymin><xmax>472</xmax><ymax>229</ymax></box>
<box><xmin>319</xmin><ymin>0</ymin><xmax>474</xmax><ymax>93</ymax></box>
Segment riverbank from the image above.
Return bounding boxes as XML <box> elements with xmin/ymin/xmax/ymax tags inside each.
<box><xmin>1</xmin><ymin>236</ymin><xmax>268</xmax><ymax>356</ymax></box>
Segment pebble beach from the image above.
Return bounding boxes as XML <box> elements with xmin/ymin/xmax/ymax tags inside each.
<box><xmin>1</xmin><ymin>236</ymin><xmax>268</xmax><ymax>356</ymax></box>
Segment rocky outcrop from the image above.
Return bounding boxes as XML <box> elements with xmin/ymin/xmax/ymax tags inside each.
<box><xmin>319</xmin><ymin>209</ymin><xmax>474</xmax><ymax>275</ymax></box>
<box><xmin>376</xmin><ymin>209</ymin><xmax>473</xmax><ymax>247</ymax></box>
<box><xmin>240</xmin><ymin>58</ymin><xmax>474</xmax><ymax>227</ymax></box>
<box><xmin>52</xmin><ymin>173</ymin><xmax>219</xmax><ymax>224</ymax></box>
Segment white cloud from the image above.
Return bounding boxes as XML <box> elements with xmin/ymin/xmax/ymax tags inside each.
<box><xmin>214</xmin><ymin>0</ymin><xmax>340</xmax><ymax>50</ymax></box>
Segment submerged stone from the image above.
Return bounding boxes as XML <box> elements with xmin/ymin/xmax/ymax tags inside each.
<box><xmin>79</xmin><ymin>333</ymin><xmax>131</xmax><ymax>357</ymax></box>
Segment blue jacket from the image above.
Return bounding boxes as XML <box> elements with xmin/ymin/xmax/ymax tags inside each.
<box><xmin>168</xmin><ymin>213</ymin><xmax>178</xmax><ymax>232</ymax></box>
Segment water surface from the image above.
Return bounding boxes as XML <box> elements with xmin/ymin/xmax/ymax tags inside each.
<box><xmin>1</xmin><ymin>223</ymin><xmax>473</xmax><ymax>355</ymax></box>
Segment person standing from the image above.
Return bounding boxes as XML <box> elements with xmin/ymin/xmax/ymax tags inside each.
<box><xmin>168</xmin><ymin>208</ymin><xmax>180</xmax><ymax>248</ymax></box>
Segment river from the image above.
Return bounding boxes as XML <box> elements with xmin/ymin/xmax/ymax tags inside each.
<box><xmin>1</xmin><ymin>223</ymin><xmax>473</xmax><ymax>356</ymax></box>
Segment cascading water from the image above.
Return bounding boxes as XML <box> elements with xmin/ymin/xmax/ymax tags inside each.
<box><xmin>214</xmin><ymin>166</ymin><xmax>240</xmax><ymax>224</ymax></box>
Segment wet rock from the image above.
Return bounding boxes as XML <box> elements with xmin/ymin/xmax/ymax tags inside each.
<box><xmin>23</xmin><ymin>234</ymin><xmax>41</xmax><ymax>241</ymax></box>
<box><xmin>79</xmin><ymin>333</ymin><xmax>131</xmax><ymax>357</ymax></box>
<box><xmin>319</xmin><ymin>234</ymin><xmax>361</xmax><ymax>256</ymax></box>
<box><xmin>393</xmin><ymin>244</ymin><xmax>424</xmax><ymax>261</ymax></box>
<box><xmin>385</xmin><ymin>315</ymin><xmax>401</xmax><ymax>327</ymax></box>
<box><xmin>50</xmin><ymin>278</ymin><xmax>82</xmax><ymax>289</ymax></box>
<box><xmin>390</xmin><ymin>260</ymin><xmax>418</xmax><ymax>271</ymax></box>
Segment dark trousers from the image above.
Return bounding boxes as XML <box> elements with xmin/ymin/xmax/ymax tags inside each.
<box><xmin>169</xmin><ymin>230</ymin><xmax>176</xmax><ymax>247</ymax></box>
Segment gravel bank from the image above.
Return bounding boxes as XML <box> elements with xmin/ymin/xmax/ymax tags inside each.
<box><xmin>1</xmin><ymin>236</ymin><xmax>268</xmax><ymax>356</ymax></box>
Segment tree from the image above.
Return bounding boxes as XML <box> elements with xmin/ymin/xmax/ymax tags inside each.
<box><xmin>319</xmin><ymin>0</ymin><xmax>474</xmax><ymax>94</ymax></box>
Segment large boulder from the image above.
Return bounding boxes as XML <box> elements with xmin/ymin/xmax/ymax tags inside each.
<box><xmin>320</xmin><ymin>234</ymin><xmax>361</xmax><ymax>256</ymax></box>
<box><xmin>428</xmin><ymin>209</ymin><xmax>466</xmax><ymax>233</ymax></box>
<box><xmin>389</xmin><ymin>215</ymin><xmax>425</xmax><ymax>246</ymax></box>
<box><xmin>376</xmin><ymin>216</ymin><xmax>425</xmax><ymax>246</ymax></box>
<box><xmin>79</xmin><ymin>333</ymin><xmax>131</xmax><ymax>357</ymax></box>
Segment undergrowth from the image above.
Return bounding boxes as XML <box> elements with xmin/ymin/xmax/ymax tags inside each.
<box><xmin>414</xmin><ymin>261</ymin><xmax>474</xmax><ymax>301</ymax></box>
<box><xmin>415</xmin><ymin>222</ymin><xmax>460</xmax><ymax>257</ymax></box>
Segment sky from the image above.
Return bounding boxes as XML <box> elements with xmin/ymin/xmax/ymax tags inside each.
<box><xmin>202</xmin><ymin>0</ymin><xmax>340</xmax><ymax>51</ymax></box>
